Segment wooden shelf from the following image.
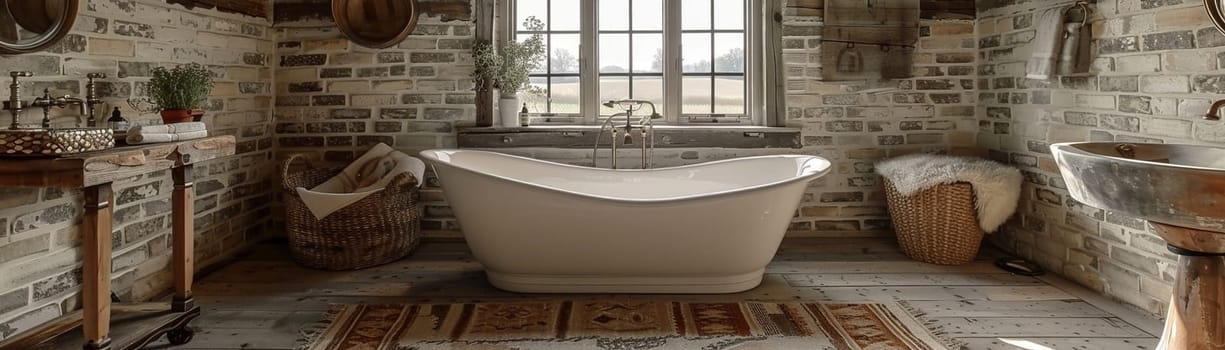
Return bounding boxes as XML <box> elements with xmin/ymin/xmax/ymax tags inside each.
<box><xmin>0</xmin><ymin>303</ymin><xmax>200</xmax><ymax>350</ymax></box>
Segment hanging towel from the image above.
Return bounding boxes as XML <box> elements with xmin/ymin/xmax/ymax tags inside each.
<box><xmin>875</xmin><ymin>154</ymin><xmax>1023</xmax><ymax>233</ymax></box>
<box><xmin>1026</xmin><ymin>6</ymin><xmax>1071</xmax><ymax>80</ymax></box>
<box><xmin>126</xmin><ymin>130</ymin><xmax>209</xmax><ymax>144</ymax></box>
<box><xmin>295</xmin><ymin>143</ymin><xmax>426</xmax><ymax>219</ymax></box>
<box><xmin>1057</xmin><ymin>22</ymin><xmax>1084</xmax><ymax>75</ymax></box>
<box><xmin>129</xmin><ymin>122</ymin><xmax>207</xmax><ymax>134</ymax></box>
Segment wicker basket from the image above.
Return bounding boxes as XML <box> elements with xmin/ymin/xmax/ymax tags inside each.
<box><xmin>883</xmin><ymin>179</ymin><xmax>985</xmax><ymax>265</ymax></box>
<box><xmin>281</xmin><ymin>154</ymin><xmax>422</xmax><ymax>270</ymax></box>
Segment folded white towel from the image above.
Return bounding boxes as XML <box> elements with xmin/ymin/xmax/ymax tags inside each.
<box><xmin>129</xmin><ymin>122</ymin><xmax>207</xmax><ymax>134</ymax></box>
<box><xmin>1026</xmin><ymin>6</ymin><xmax>1070</xmax><ymax>80</ymax></box>
<box><xmin>126</xmin><ymin>130</ymin><xmax>209</xmax><ymax>144</ymax></box>
<box><xmin>295</xmin><ymin>143</ymin><xmax>426</xmax><ymax>219</ymax></box>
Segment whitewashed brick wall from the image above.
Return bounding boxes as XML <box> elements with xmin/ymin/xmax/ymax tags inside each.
<box><xmin>978</xmin><ymin>0</ymin><xmax>1225</xmax><ymax>315</ymax></box>
<box><xmin>0</xmin><ymin>0</ymin><xmax>275</xmax><ymax>339</ymax></box>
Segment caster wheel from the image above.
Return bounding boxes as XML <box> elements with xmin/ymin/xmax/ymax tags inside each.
<box><xmin>166</xmin><ymin>327</ymin><xmax>195</xmax><ymax>345</ymax></box>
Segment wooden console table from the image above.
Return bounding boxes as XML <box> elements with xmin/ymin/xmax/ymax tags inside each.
<box><xmin>0</xmin><ymin>136</ymin><xmax>236</xmax><ymax>350</ymax></box>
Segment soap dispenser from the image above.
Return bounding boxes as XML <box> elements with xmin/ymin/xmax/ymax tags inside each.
<box><xmin>106</xmin><ymin>107</ymin><xmax>128</xmax><ymax>133</ymax></box>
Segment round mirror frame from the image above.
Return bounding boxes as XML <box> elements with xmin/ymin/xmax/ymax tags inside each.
<box><xmin>332</xmin><ymin>0</ymin><xmax>420</xmax><ymax>49</ymax></box>
<box><xmin>0</xmin><ymin>0</ymin><xmax>80</xmax><ymax>55</ymax></box>
<box><xmin>1209</xmin><ymin>0</ymin><xmax>1225</xmax><ymax>35</ymax></box>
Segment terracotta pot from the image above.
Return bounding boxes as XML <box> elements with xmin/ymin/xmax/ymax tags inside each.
<box><xmin>160</xmin><ymin>109</ymin><xmax>193</xmax><ymax>124</ymax></box>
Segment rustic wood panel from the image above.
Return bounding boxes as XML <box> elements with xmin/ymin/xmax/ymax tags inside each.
<box><xmin>786</xmin><ymin>0</ymin><xmax>974</xmax><ymax>19</ymax></box>
<box><xmin>820</xmin><ymin>0</ymin><xmax>919</xmax><ymax>81</ymax></box>
<box><xmin>167</xmin><ymin>0</ymin><xmax>269</xmax><ymax>18</ymax></box>
<box><xmin>273</xmin><ymin>0</ymin><xmax>471</xmax><ymax>24</ymax></box>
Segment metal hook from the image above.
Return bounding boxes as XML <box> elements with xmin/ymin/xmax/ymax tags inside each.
<box><xmin>846</xmin><ymin>41</ymin><xmax>854</xmax><ymax>49</ymax></box>
<box><xmin>1065</xmin><ymin>1</ymin><xmax>1090</xmax><ymax>26</ymax></box>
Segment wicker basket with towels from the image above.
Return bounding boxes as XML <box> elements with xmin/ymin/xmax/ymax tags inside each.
<box><xmin>876</xmin><ymin>154</ymin><xmax>1022</xmax><ymax>265</ymax></box>
<box><xmin>281</xmin><ymin>144</ymin><xmax>423</xmax><ymax>270</ymax></box>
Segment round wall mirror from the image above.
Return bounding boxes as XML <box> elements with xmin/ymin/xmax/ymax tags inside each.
<box><xmin>0</xmin><ymin>0</ymin><xmax>79</xmax><ymax>55</ymax></box>
<box><xmin>1209</xmin><ymin>0</ymin><xmax>1225</xmax><ymax>35</ymax></box>
<box><xmin>333</xmin><ymin>0</ymin><xmax>419</xmax><ymax>49</ymax></box>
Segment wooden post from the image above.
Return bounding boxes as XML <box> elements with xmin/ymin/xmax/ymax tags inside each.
<box><xmin>82</xmin><ymin>184</ymin><xmax>113</xmax><ymax>350</ymax></box>
<box><xmin>172</xmin><ymin>165</ymin><xmax>195</xmax><ymax>312</ymax></box>
<box><xmin>475</xmin><ymin>0</ymin><xmax>495</xmax><ymax>127</ymax></box>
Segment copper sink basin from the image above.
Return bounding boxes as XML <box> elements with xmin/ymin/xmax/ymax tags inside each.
<box><xmin>1051</xmin><ymin>142</ymin><xmax>1225</xmax><ymax>233</ymax></box>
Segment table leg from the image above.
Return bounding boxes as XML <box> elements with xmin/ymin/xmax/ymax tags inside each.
<box><xmin>172</xmin><ymin>165</ymin><xmax>195</xmax><ymax>312</ymax></box>
<box><xmin>82</xmin><ymin>184</ymin><xmax>113</xmax><ymax>350</ymax></box>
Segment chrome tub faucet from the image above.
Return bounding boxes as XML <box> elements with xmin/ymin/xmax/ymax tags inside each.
<box><xmin>596</xmin><ymin>99</ymin><xmax>664</xmax><ymax>169</ymax></box>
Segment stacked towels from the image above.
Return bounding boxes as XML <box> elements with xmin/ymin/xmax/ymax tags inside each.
<box><xmin>127</xmin><ymin>122</ymin><xmax>209</xmax><ymax>144</ymax></box>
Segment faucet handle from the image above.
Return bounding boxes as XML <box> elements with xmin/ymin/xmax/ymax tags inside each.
<box><xmin>86</xmin><ymin>73</ymin><xmax>106</xmax><ymax>79</ymax></box>
<box><xmin>10</xmin><ymin>71</ymin><xmax>33</xmax><ymax>78</ymax></box>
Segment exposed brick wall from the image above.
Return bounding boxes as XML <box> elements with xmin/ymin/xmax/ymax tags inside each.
<box><xmin>781</xmin><ymin>11</ymin><xmax>980</xmax><ymax>236</ymax></box>
<box><xmin>272</xmin><ymin>2</ymin><xmax>476</xmax><ymax>234</ymax></box>
<box><xmin>977</xmin><ymin>0</ymin><xmax>1225</xmax><ymax>315</ymax></box>
<box><xmin>0</xmin><ymin>0</ymin><xmax>275</xmax><ymax>339</ymax></box>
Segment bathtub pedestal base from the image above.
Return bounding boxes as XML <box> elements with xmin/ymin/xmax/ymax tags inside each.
<box><xmin>485</xmin><ymin>269</ymin><xmax>766</xmax><ymax>294</ymax></box>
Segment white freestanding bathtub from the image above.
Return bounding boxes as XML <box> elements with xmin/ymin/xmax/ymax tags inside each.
<box><xmin>419</xmin><ymin>150</ymin><xmax>832</xmax><ymax>293</ymax></box>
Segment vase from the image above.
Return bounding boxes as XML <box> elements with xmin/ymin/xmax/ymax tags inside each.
<box><xmin>499</xmin><ymin>94</ymin><xmax>521</xmax><ymax>128</ymax></box>
<box><xmin>160</xmin><ymin>109</ymin><xmax>193</xmax><ymax>124</ymax></box>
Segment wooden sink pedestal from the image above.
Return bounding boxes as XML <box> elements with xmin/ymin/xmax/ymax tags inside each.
<box><xmin>1152</xmin><ymin>223</ymin><xmax>1225</xmax><ymax>350</ymax></box>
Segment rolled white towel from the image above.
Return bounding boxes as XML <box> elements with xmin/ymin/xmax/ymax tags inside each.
<box><xmin>127</xmin><ymin>130</ymin><xmax>209</xmax><ymax>144</ymax></box>
<box><xmin>129</xmin><ymin>122</ymin><xmax>207</xmax><ymax>134</ymax></box>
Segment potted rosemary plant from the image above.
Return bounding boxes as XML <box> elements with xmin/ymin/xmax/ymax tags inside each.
<box><xmin>472</xmin><ymin>17</ymin><xmax>545</xmax><ymax>127</ymax></box>
<box><xmin>147</xmin><ymin>63</ymin><xmax>213</xmax><ymax>124</ymax></box>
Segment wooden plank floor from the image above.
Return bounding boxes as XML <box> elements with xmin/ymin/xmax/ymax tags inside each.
<box><xmin>145</xmin><ymin>238</ymin><xmax>1163</xmax><ymax>350</ymax></box>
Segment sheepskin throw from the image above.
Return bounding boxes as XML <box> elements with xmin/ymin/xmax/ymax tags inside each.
<box><xmin>875</xmin><ymin>154</ymin><xmax>1022</xmax><ymax>233</ymax></box>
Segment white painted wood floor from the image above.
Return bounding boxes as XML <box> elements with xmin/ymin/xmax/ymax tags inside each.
<box><xmin>146</xmin><ymin>238</ymin><xmax>1163</xmax><ymax>350</ymax></box>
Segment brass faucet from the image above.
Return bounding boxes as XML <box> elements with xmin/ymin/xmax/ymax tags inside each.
<box><xmin>30</xmin><ymin>88</ymin><xmax>86</xmax><ymax>129</ymax></box>
<box><xmin>1205</xmin><ymin>99</ymin><xmax>1225</xmax><ymax>121</ymax></box>
<box><xmin>4</xmin><ymin>71</ymin><xmax>32</xmax><ymax>130</ymax></box>
<box><xmin>84</xmin><ymin>73</ymin><xmax>107</xmax><ymax>127</ymax></box>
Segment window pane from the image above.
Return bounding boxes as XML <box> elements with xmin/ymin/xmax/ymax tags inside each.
<box><xmin>599</xmin><ymin>76</ymin><xmax>629</xmax><ymax>115</ymax></box>
<box><xmin>551</xmin><ymin>76</ymin><xmax>581</xmax><ymax>113</ymax></box>
<box><xmin>715</xmin><ymin>76</ymin><xmax>744</xmax><ymax>114</ymax></box>
<box><xmin>682</xmin><ymin>33</ymin><xmax>712</xmax><ymax>73</ymax></box>
<box><xmin>519</xmin><ymin>34</ymin><xmax>548</xmax><ymax>75</ymax></box>
<box><xmin>681</xmin><ymin>0</ymin><xmax>711</xmax><ymax>30</ymax></box>
<box><xmin>713</xmin><ymin>0</ymin><xmax>744</xmax><ymax>30</ymax></box>
<box><xmin>517</xmin><ymin>0</ymin><xmax>547</xmax><ymax>31</ymax></box>
<box><xmin>632</xmin><ymin>34</ymin><xmax>662</xmax><ymax>73</ymax></box>
<box><xmin>631</xmin><ymin>76</ymin><xmax>664</xmax><ymax>112</ymax></box>
<box><xmin>551</xmin><ymin>34</ymin><xmax>580</xmax><ymax>74</ymax></box>
<box><xmin>550</xmin><ymin>0</ymin><xmax>581</xmax><ymax>30</ymax></box>
<box><xmin>524</xmin><ymin>77</ymin><xmax>549</xmax><ymax>113</ymax></box>
<box><xmin>682</xmin><ymin>76</ymin><xmax>712</xmax><ymax>114</ymax></box>
<box><xmin>632</xmin><ymin>0</ymin><xmax>663</xmax><ymax>31</ymax></box>
<box><xmin>598</xmin><ymin>0</ymin><xmax>628</xmax><ymax>30</ymax></box>
<box><xmin>713</xmin><ymin>33</ymin><xmax>744</xmax><ymax>73</ymax></box>
<box><xmin>599</xmin><ymin>34</ymin><xmax>630</xmax><ymax>73</ymax></box>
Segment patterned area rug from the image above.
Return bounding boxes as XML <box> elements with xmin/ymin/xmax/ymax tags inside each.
<box><xmin>301</xmin><ymin>300</ymin><xmax>957</xmax><ymax>350</ymax></box>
